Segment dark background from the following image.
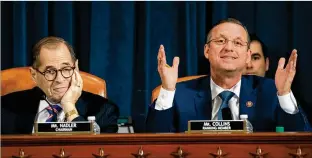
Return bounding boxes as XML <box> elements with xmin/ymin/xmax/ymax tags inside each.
<box><xmin>2</xmin><ymin>1</ymin><xmax>312</xmax><ymax>132</ymax></box>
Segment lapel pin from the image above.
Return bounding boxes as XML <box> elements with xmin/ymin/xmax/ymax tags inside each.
<box><xmin>246</xmin><ymin>101</ymin><xmax>253</xmax><ymax>107</ymax></box>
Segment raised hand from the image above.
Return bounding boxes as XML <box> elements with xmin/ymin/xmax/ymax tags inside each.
<box><xmin>61</xmin><ymin>60</ymin><xmax>83</xmax><ymax>112</ymax></box>
<box><xmin>275</xmin><ymin>49</ymin><xmax>297</xmax><ymax>96</ymax></box>
<box><xmin>157</xmin><ymin>45</ymin><xmax>180</xmax><ymax>91</ymax></box>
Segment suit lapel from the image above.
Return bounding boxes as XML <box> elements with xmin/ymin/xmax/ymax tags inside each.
<box><xmin>239</xmin><ymin>77</ymin><xmax>257</xmax><ymax>121</ymax></box>
<box><xmin>194</xmin><ymin>77</ymin><xmax>212</xmax><ymax>120</ymax></box>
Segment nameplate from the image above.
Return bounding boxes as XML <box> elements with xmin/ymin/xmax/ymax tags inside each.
<box><xmin>34</xmin><ymin>122</ymin><xmax>92</xmax><ymax>134</ymax></box>
<box><xmin>187</xmin><ymin>120</ymin><xmax>246</xmax><ymax>133</ymax></box>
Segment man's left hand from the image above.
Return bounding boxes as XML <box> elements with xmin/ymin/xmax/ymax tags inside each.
<box><xmin>275</xmin><ymin>49</ymin><xmax>297</xmax><ymax>96</ymax></box>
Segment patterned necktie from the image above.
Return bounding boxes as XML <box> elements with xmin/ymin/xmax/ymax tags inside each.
<box><xmin>46</xmin><ymin>105</ymin><xmax>63</xmax><ymax>122</ymax></box>
<box><xmin>218</xmin><ymin>91</ymin><xmax>235</xmax><ymax>120</ymax></box>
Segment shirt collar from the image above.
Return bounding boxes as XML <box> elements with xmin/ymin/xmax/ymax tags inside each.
<box><xmin>210</xmin><ymin>77</ymin><xmax>241</xmax><ymax>100</ymax></box>
<box><xmin>38</xmin><ymin>100</ymin><xmax>50</xmax><ymax>113</ymax></box>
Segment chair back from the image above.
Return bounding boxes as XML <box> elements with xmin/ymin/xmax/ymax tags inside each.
<box><xmin>1</xmin><ymin>67</ymin><xmax>107</xmax><ymax>98</ymax></box>
<box><xmin>151</xmin><ymin>75</ymin><xmax>207</xmax><ymax>103</ymax></box>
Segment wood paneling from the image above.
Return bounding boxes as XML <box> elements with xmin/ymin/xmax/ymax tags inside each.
<box><xmin>2</xmin><ymin>133</ymin><xmax>312</xmax><ymax>158</ymax></box>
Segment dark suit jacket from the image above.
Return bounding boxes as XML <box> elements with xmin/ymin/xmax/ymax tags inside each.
<box><xmin>1</xmin><ymin>87</ymin><xmax>119</xmax><ymax>134</ymax></box>
<box><xmin>146</xmin><ymin>75</ymin><xmax>311</xmax><ymax>132</ymax></box>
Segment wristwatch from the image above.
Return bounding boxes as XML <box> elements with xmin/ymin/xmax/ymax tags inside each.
<box><xmin>65</xmin><ymin>109</ymin><xmax>78</xmax><ymax>118</ymax></box>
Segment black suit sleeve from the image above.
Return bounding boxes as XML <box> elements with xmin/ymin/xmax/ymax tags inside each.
<box><xmin>145</xmin><ymin>100</ymin><xmax>176</xmax><ymax>132</ymax></box>
<box><xmin>1</xmin><ymin>105</ymin><xmax>18</xmax><ymax>134</ymax></box>
<box><xmin>96</xmin><ymin>101</ymin><xmax>119</xmax><ymax>133</ymax></box>
<box><xmin>73</xmin><ymin>92</ymin><xmax>120</xmax><ymax>133</ymax></box>
<box><xmin>275</xmin><ymin>104</ymin><xmax>312</xmax><ymax>131</ymax></box>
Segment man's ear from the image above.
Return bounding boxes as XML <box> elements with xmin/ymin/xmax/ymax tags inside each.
<box><xmin>265</xmin><ymin>57</ymin><xmax>269</xmax><ymax>71</ymax></box>
<box><xmin>204</xmin><ymin>44</ymin><xmax>209</xmax><ymax>59</ymax></box>
<box><xmin>30</xmin><ymin>67</ymin><xmax>37</xmax><ymax>84</ymax></box>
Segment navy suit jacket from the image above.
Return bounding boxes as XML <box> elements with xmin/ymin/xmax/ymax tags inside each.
<box><xmin>1</xmin><ymin>87</ymin><xmax>119</xmax><ymax>134</ymax></box>
<box><xmin>146</xmin><ymin>75</ymin><xmax>311</xmax><ymax>132</ymax></box>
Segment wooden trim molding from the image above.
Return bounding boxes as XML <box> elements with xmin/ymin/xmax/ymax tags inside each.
<box><xmin>2</xmin><ymin>133</ymin><xmax>312</xmax><ymax>146</ymax></box>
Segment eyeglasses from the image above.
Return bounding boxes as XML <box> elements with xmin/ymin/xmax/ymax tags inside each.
<box><xmin>208</xmin><ymin>37</ymin><xmax>248</xmax><ymax>48</ymax></box>
<box><xmin>35</xmin><ymin>66</ymin><xmax>75</xmax><ymax>81</ymax></box>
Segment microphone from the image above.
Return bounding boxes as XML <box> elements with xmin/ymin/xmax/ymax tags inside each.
<box><xmin>222</xmin><ymin>107</ymin><xmax>232</xmax><ymax>120</ymax></box>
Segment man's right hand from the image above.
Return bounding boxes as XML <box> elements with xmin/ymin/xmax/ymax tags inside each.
<box><xmin>157</xmin><ymin>45</ymin><xmax>180</xmax><ymax>91</ymax></box>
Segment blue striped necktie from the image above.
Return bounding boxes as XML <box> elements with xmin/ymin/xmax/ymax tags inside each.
<box><xmin>46</xmin><ymin>105</ymin><xmax>63</xmax><ymax>122</ymax></box>
<box><xmin>218</xmin><ymin>91</ymin><xmax>235</xmax><ymax>120</ymax></box>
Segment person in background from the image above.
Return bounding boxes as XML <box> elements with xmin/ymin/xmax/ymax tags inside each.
<box><xmin>243</xmin><ymin>33</ymin><xmax>269</xmax><ymax>77</ymax></box>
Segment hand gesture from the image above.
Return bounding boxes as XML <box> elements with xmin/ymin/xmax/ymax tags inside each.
<box><xmin>275</xmin><ymin>49</ymin><xmax>297</xmax><ymax>96</ymax></box>
<box><xmin>157</xmin><ymin>45</ymin><xmax>180</xmax><ymax>91</ymax></box>
<box><xmin>61</xmin><ymin>60</ymin><xmax>83</xmax><ymax>111</ymax></box>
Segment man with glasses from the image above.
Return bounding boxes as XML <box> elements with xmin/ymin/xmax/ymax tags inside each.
<box><xmin>146</xmin><ymin>18</ymin><xmax>310</xmax><ymax>132</ymax></box>
<box><xmin>1</xmin><ymin>36</ymin><xmax>119</xmax><ymax>134</ymax></box>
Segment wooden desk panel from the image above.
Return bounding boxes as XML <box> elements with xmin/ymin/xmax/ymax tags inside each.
<box><xmin>2</xmin><ymin>133</ymin><xmax>312</xmax><ymax>158</ymax></box>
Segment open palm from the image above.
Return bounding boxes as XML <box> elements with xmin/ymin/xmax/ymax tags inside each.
<box><xmin>275</xmin><ymin>49</ymin><xmax>297</xmax><ymax>96</ymax></box>
<box><xmin>157</xmin><ymin>45</ymin><xmax>180</xmax><ymax>91</ymax></box>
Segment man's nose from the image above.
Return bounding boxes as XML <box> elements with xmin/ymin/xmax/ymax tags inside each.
<box><xmin>54</xmin><ymin>71</ymin><xmax>66</xmax><ymax>82</ymax></box>
<box><xmin>223</xmin><ymin>40</ymin><xmax>235</xmax><ymax>52</ymax></box>
<box><xmin>246</xmin><ymin>61</ymin><xmax>253</xmax><ymax>69</ymax></box>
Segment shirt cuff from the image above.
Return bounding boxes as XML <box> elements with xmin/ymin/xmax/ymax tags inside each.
<box><xmin>277</xmin><ymin>91</ymin><xmax>299</xmax><ymax>114</ymax></box>
<box><xmin>154</xmin><ymin>87</ymin><xmax>175</xmax><ymax>110</ymax></box>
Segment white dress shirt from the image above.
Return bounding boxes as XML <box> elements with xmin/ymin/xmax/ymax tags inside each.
<box><xmin>32</xmin><ymin>99</ymin><xmax>65</xmax><ymax>133</ymax></box>
<box><xmin>155</xmin><ymin>77</ymin><xmax>299</xmax><ymax>120</ymax></box>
